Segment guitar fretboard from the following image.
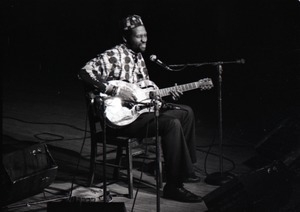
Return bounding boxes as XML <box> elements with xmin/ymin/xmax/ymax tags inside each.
<box><xmin>158</xmin><ymin>81</ymin><xmax>201</xmax><ymax>97</ymax></box>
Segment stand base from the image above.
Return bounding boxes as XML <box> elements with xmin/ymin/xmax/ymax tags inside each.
<box><xmin>205</xmin><ymin>172</ymin><xmax>236</xmax><ymax>186</ymax></box>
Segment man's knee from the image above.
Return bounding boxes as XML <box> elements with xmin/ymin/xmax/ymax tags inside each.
<box><xmin>169</xmin><ymin>118</ymin><xmax>181</xmax><ymax>129</ymax></box>
<box><xmin>180</xmin><ymin>105</ymin><xmax>195</xmax><ymax>120</ymax></box>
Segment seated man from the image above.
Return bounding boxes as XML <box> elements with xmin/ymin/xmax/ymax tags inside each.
<box><xmin>79</xmin><ymin>14</ymin><xmax>202</xmax><ymax>203</ymax></box>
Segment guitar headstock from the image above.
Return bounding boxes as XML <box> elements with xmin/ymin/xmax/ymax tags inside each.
<box><xmin>198</xmin><ymin>78</ymin><xmax>214</xmax><ymax>90</ymax></box>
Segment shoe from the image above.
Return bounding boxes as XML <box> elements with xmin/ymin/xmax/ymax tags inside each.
<box><xmin>163</xmin><ymin>184</ymin><xmax>203</xmax><ymax>203</ymax></box>
<box><xmin>184</xmin><ymin>173</ymin><xmax>201</xmax><ymax>183</ymax></box>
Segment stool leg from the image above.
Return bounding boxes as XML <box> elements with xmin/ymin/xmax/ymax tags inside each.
<box><xmin>89</xmin><ymin>137</ymin><xmax>97</xmax><ymax>187</ymax></box>
<box><xmin>113</xmin><ymin>145</ymin><xmax>123</xmax><ymax>179</ymax></box>
<box><xmin>126</xmin><ymin>142</ymin><xmax>133</xmax><ymax>199</ymax></box>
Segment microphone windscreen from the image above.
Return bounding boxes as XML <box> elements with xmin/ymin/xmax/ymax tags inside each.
<box><xmin>150</xmin><ymin>54</ymin><xmax>157</xmax><ymax>61</ymax></box>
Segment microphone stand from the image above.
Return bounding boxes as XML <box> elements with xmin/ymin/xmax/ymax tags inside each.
<box><xmin>204</xmin><ymin>63</ymin><xmax>235</xmax><ymax>186</ymax></box>
<box><xmin>168</xmin><ymin>60</ymin><xmax>244</xmax><ymax>185</ymax></box>
<box><xmin>102</xmin><ymin>107</ymin><xmax>109</xmax><ymax>202</ymax></box>
<box><xmin>153</xmin><ymin>99</ymin><xmax>161</xmax><ymax>212</ymax></box>
<box><xmin>116</xmin><ymin>98</ymin><xmax>161</xmax><ymax>210</ymax></box>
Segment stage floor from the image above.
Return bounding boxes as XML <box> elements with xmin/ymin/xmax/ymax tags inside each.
<box><xmin>2</xmin><ymin>73</ymin><xmax>299</xmax><ymax>211</ymax></box>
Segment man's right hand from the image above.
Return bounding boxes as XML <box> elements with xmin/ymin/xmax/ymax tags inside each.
<box><xmin>117</xmin><ymin>87</ymin><xmax>137</xmax><ymax>102</ymax></box>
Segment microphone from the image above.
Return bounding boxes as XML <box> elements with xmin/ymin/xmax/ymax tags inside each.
<box><xmin>236</xmin><ymin>58</ymin><xmax>246</xmax><ymax>64</ymax></box>
<box><xmin>150</xmin><ymin>55</ymin><xmax>173</xmax><ymax>71</ymax></box>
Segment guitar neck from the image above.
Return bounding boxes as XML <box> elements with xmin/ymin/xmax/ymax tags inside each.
<box><xmin>158</xmin><ymin>81</ymin><xmax>200</xmax><ymax>97</ymax></box>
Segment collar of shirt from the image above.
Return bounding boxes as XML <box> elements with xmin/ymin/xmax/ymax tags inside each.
<box><xmin>121</xmin><ymin>43</ymin><xmax>141</xmax><ymax>63</ymax></box>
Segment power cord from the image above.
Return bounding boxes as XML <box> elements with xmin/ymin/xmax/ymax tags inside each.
<box><xmin>3</xmin><ymin>116</ymin><xmax>92</xmax><ymax>143</ymax></box>
<box><xmin>68</xmin><ymin>104</ymin><xmax>90</xmax><ymax>200</ymax></box>
<box><xmin>3</xmin><ymin>116</ymin><xmax>89</xmax><ymax>132</ymax></box>
<box><xmin>197</xmin><ymin>127</ymin><xmax>237</xmax><ymax>176</ymax></box>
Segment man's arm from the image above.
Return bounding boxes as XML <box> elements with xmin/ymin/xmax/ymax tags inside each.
<box><xmin>79</xmin><ymin>58</ymin><xmax>136</xmax><ymax>101</ymax></box>
<box><xmin>79</xmin><ymin>56</ymin><xmax>117</xmax><ymax>95</ymax></box>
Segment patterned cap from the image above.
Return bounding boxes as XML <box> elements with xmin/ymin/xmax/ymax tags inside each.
<box><xmin>122</xmin><ymin>15</ymin><xmax>144</xmax><ymax>31</ymax></box>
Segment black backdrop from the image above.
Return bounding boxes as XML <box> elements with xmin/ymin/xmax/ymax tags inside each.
<box><xmin>4</xmin><ymin>0</ymin><xmax>300</xmax><ymax>142</ymax></box>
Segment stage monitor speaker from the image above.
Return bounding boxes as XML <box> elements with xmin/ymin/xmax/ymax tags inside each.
<box><xmin>244</xmin><ymin>117</ymin><xmax>299</xmax><ymax>169</ymax></box>
<box><xmin>203</xmin><ymin>161</ymin><xmax>293</xmax><ymax>212</ymax></box>
<box><xmin>255</xmin><ymin>117</ymin><xmax>298</xmax><ymax>162</ymax></box>
<box><xmin>0</xmin><ymin>143</ymin><xmax>58</xmax><ymax>206</ymax></box>
<box><xmin>47</xmin><ymin>202</ymin><xmax>127</xmax><ymax>212</ymax></box>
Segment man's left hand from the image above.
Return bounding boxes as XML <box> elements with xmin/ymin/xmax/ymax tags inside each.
<box><xmin>169</xmin><ymin>85</ymin><xmax>183</xmax><ymax>101</ymax></box>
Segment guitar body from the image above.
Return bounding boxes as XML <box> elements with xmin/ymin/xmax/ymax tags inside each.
<box><xmin>102</xmin><ymin>78</ymin><xmax>213</xmax><ymax>127</ymax></box>
<box><xmin>104</xmin><ymin>80</ymin><xmax>158</xmax><ymax>127</ymax></box>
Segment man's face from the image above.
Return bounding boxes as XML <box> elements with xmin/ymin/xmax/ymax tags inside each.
<box><xmin>127</xmin><ymin>26</ymin><xmax>147</xmax><ymax>53</ymax></box>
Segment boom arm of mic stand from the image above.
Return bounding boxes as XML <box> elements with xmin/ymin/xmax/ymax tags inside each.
<box><xmin>168</xmin><ymin>63</ymin><xmax>211</xmax><ymax>71</ymax></box>
<box><xmin>169</xmin><ymin>62</ymin><xmax>209</xmax><ymax>69</ymax></box>
<box><xmin>168</xmin><ymin>59</ymin><xmax>245</xmax><ymax>71</ymax></box>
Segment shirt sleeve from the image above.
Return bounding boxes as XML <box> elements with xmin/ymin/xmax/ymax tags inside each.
<box><xmin>79</xmin><ymin>54</ymin><xmax>110</xmax><ymax>93</ymax></box>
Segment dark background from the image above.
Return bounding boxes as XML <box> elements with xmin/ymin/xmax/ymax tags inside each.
<box><xmin>3</xmin><ymin>0</ymin><xmax>300</xmax><ymax>140</ymax></box>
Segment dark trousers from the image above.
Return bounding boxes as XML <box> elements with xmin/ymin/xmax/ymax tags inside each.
<box><xmin>108</xmin><ymin>103</ymin><xmax>197</xmax><ymax>186</ymax></box>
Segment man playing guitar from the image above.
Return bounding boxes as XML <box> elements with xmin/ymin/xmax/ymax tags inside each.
<box><xmin>79</xmin><ymin>14</ymin><xmax>212</xmax><ymax>203</ymax></box>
